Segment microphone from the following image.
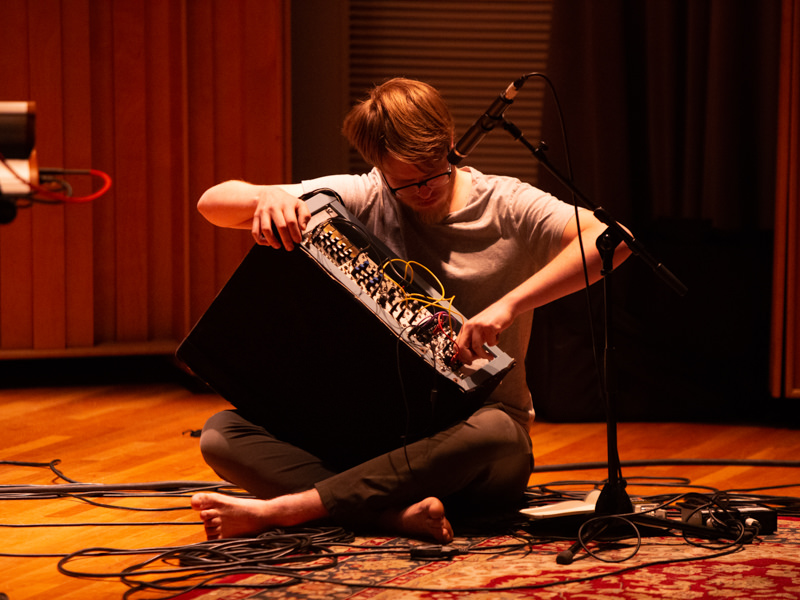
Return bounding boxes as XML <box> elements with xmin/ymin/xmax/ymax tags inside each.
<box><xmin>447</xmin><ymin>76</ymin><xmax>527</xmax><ymax>165</ymax></box>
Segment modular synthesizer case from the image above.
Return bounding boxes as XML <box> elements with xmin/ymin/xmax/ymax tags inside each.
<box><xmin>177</xmin><ymin>189</ymin><xmax>515</xmax><ymax>468</ymax></box>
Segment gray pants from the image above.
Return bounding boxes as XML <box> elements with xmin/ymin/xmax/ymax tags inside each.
<box><xmin>199</xmin><ymin>404</ymin><xmax>533</xmax><ymax>529</ymax></box>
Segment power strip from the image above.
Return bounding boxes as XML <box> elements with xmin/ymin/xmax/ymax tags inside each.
<box><xmin>680</xmin><ymin>504</ymin><xmax>777</xmax><ymax>535</ymax></box>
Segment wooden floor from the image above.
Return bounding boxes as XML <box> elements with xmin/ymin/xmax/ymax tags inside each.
<box><xmin>1</xmin><ymin>360</ymin><xmax>799</xmax><ymax>599</ymax></box>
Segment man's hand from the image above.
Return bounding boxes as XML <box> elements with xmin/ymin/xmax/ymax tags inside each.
<box><xmin>197</xmin><ymin>181</ymin><xmax>310</xmax><ymax>250</ymax></box>
<box><xmin>251</xmin><ymin>187</ymin><xmax>312</xmax><ymax>251</ymax></box>
<box><xmin>455</xmin><ymin>301</ymin><xmax>515</xmax><ymax>365</ymax></box>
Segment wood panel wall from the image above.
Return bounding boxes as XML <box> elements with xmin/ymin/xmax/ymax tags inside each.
<box><xmin>771</xmin><ymin>0</ymin><xmax>800</xmax><ymax>398</ymax></box>
<box><xmin>0</xmin><ymin>0</ymin><xmax>290</xmax><ymax>358</ymax></box>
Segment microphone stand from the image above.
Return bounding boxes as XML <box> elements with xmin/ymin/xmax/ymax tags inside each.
<box><xmin>500</xmin><ymin>118</ymin><xmax>689</xmax><ymax>563</ymax></box>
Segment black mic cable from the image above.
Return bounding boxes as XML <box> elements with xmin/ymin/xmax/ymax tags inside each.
<box><xmin>447</xmin><ymin>75</ymin><xmax>528</xmax><ymax>165</ymax></box>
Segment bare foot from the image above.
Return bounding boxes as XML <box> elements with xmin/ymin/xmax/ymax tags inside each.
<box><xmin>191</xmin><ymin>493</ymin><xmax>271</xmax><ymax>539</ymax></box>
<box><xmin>379</xmin><ymin>497</ymin><xmax>454</xmax><ymax>543</ymax></box>
<box><xmin>191</xmin><ymin>490</ymin><xmax>328</xmax><ymax>540</ymax></box>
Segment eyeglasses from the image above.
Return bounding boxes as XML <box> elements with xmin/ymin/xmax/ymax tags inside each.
<box><xmin>382</xmin><ymin>164</ymin><xmax>452</xmax><ymax>199</ymax></box>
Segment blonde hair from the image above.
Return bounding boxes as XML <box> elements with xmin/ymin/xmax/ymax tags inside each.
<box><xmin>342</xmin><ymin>77</ymin><xmax>454</xmax><ymax>169</ymax></box>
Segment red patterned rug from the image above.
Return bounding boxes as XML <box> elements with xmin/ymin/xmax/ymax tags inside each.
<box><xmin>110</xmin><ymin>517</ymin><xmax>800</xmax><ymax>599</ymax></box>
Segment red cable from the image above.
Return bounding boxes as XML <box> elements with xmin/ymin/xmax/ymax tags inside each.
<box><xmin>0</xmin><ymin>153</ymin><xmax>112</xmax><ymax>203</ymax></box>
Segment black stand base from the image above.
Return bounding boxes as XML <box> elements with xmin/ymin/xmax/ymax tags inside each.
<box><xmin>595</xmin><ymin>478</ymin><xmax>633</xmax><ymax>516</ymax></box>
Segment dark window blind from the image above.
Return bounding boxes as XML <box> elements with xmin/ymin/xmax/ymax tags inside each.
<box><xmin>348</xmin><ymin>0</ymin><xmax>553</xmax><ymax>186</ymax></box>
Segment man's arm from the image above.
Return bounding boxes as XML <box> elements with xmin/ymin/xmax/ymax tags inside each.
<box><xmin>455</xmin><ymin>209</ymin><xmax>631</xmax><ymax>363</ymax></box>
<box><xmin>197</xmin><ymin>180</ymin><xmax>309</xmax><ymax>250</ymax></box>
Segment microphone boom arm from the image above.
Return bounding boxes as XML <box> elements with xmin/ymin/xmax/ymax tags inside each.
<box><xmin>501</xmin><ymin>118</ymin><xmax>688</xmax><ymax>297</ymax></box>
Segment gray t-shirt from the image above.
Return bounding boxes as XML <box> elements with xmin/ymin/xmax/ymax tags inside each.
<box><xmin>302</xmin><ymin>167</ymin><xmax>576</xmax><ymax>426</ymax></box>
